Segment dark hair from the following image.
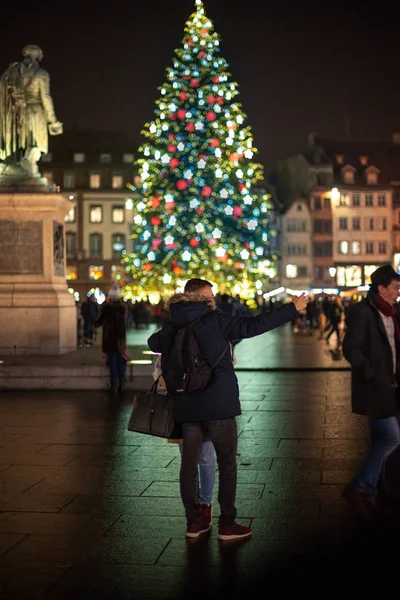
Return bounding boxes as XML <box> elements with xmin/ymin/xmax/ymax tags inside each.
<box><xmin>184</xmin><ymin>278</ymin><xmax>213</xmax><ymax>293</ymax></box>
<box><xmin>370</xmin><ymin>265</ymin><xmax>400</xmax><ymax>292</ymax></box>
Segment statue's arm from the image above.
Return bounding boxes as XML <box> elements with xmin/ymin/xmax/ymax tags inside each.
<box><xmin>39</xmin><ymin>72</ymin><xmax>57</xmax><ymax>123</ymax></box>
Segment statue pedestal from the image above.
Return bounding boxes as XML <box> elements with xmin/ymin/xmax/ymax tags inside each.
<box><xmin>0</xmin><ymin>192</ymin><xmax>77</xmax><ymax>355</ymax></box>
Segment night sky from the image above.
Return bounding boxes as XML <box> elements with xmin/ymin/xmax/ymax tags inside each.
<box><xmin>2</xmin><ymin>0</ymin><xmax>400</xmax><ymax>172</ymax></box>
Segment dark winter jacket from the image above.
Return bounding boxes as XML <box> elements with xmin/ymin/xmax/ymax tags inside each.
<box><xmin>148</xmin><ymin>292</ymin><xmax>298</xmax><ymax>422</ymax></box>
<box><xmin>343</xmin><ymin>292</ymin><xmax>400</xmax><ymax>418</ymax></box>
<box><xmin>96</xmin><ymin>301</ymin><xmax>126</xmax><ymax>354</ymax></box>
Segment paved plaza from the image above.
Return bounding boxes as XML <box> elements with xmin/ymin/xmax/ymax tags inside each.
<box><xmin>0</xmin><ymin>334</ymin><xmax>399</xmax><ymax>598</ymax></box>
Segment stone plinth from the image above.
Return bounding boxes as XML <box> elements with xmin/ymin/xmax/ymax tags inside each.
<box><xmin>0</xmin><ymin>192</ymin><xmax>77</xmax><ymax>355</ymax></box>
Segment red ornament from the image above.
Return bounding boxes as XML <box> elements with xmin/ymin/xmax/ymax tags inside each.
<box><xmin>215</xmin><ymin>97</ymin><xmax>224</xmax><ymax>105</ymax></box>
<box><xmin>169</xmin><ymin>158</ymin><xmax>180</xmax><ymax>168</ymax></box>
<box><xmin>190</xmin><ymin>78</ymin><xmax>199</xmax><ymax>88</ymax></box>
<box><xmin>189</xmin><ymin>238</ymin><xmax>200</xmax><ymax>247</ymax></box>
<box><xmin>173</xmin><ymin>266</ymin><xmax>183</xmax><ymax>275</ymax></box>
<box><xmin>152</xmin><ymin>238</ymin><xmax>162</xmax><ymax>249</ymax></box>
<box><xmin>233</xmin><ymin>206</ymin><xmax>242</xmax><ymax>217</ymax></box>
<box><xmin>172</xmin><ymin>259</ymin><xmax>177</xmax><ymax>266</ymax></box>
<box><xmin>168</xmin><ymin>144</ymin><xmax>177</xmax><ymax>153</ymax></box>
<box><xmin>238</xmin><ymin>183</ymin><xmax>246</xmax><ymax>191</ymax></box>
<box><xmin>234</xmin><ymin>262</ymin><xmax>245</xmax><ymax>269</ymax></box>
<box><xmin>212</xmin><ymin>76</ymin><xmax>220</xmax><ymax>83</ymax></box>
<box><xmin>143</xmin><ymin>263</ymin><xmax>153</xmax><ymax>271</ymax></box>
<box><xmin>168</xmin><ymin>134</ymin><xmax>175</xmax><ymax>140</ymax></box>
<box><xmin>199</xmin><ymin>154</ymin><xmax>207</xmax><ymax>160</ymax></box>
<box><xmin>177</xmin><ymin>108</ymin><xmax>186</xmax><ymax>120</ymax></box>
<box><xmin>229</xmin><ymin>153</ymin><xmax>239</xmax><ymax>162</ymax></box>
<box><xmin>245</xmin><ymin>242</ymin><xmax>250</xmax><ymax>249</ymax></box>
<box><xmin>201</xmin><ymin>28</ymin><xmax>208</xmax><ymax>36</ymax></box>
<box><xmin>188</xmin><ymin>38</ymin><xmax>194</xmax><ymax>46</ymax></box>
<box><xmin>218</xmin><ymin>253</ymin><xmax>228</xmax><ymax>262</ymax></box>
<box><xmin>166</xmin><ymin>243</ymin><xmax>175</xmax><ymax>250</ymax></box>
<box><xmin>183</xmin><ymin>74</ymin><xmax>191</xmax><ymax>80</ymax></box>
<box><xmin>151</xmin><ymin>217</ymin><xmax>161</xmax><ymax>225</ymax></box>
<box><xmin>151</xmin><ymin>197</ymin><xmax>160</xmax><ymax>208</ymax></box>
<box><xmin>198</xmin><ymin>51</ymin><xmax>207</xmax><ymax>59</ymax></box>
<box><xmin>201</xmin><ymin>186</ymin><xmax>212</xmax><ymax>197</ymax></box>
<box><xmin>208</xmin><ymin>238</ymin><xmax>217</xmax><ymax>246</ymax></box>
<box><xmin>179</xmin><ymin>91</ymin><xmax>188</xmax><ymax>101</ymax></box>
<box><xmin>177</xmin><ymin>180</ymin><xmax>188</xmax><ymax>190</ymax></box>
<box><xmin>186</xmin><ymin>122</ymin><xmax>195</xmax><ymax>132</ymax></box>
<box><xmin>206</xmin><ymin>111</ymin><xmax>216</xmax><ymax>121</ymax></box>
<box><xmin>196</xmin><ymin>207</ymin><xmax>204</xmax><ymax>214</ymax></box>
<box><xmin>209</xmin><ymin>138</ymin><xmax>220</xmax><ymax>148</ymax></box>
<box><xmin>169</xmin><ymin>112</ymin><xmax>177</xmax><ymax>120</ymax></box>
<box><xmin>207</xmin><ymin>95</ymin><xmax>216</xmax><ymax>104</ymax></box>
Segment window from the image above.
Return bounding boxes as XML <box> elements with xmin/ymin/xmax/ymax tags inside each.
<box><xmin>64</xmin><ymin>206</ymin><xmax>75</xmax><ymax>223</ymax></box>
<box><xmin>288</xmin><ymin>245</ymin><xmax>307</xmax><ymax>256</ymax></box>
<box><xmin>378</xmin><ymin>194</ymin><xmax>386</xmax><ymax>206</ymax></box>
<box><xmin>353</xmin><ymin>218</ymin><xmax>360</xmax><ymax>230</ymax></box>
<box><xmin>112</xmin><ymin>265</ymin><xmax>125</xmax><ymax>282</ymax></box>
<box><xmin>43</xmin><ymin>172</ymin><xmax>53</xmax><ymax>182</ymax></box>
<box><xmin>296</xmin><ymin>204</ymin><xmax>303</xmax><ymax>212</ymax></box>
<box><xmin>343</xmin><ymin>169</ymin><xmax>355</xmax><ymax>184</ymax></box>
<box><xmin>286</xmin><ymin>264</ymin><xmax>297</xmax><ymax>278</ymax></box>
<box><xmin>90</xmin><ymin>205</ymin><xmax>102</xmax><ymax>223</ymax></box>
<box><xmin>123</xmin><ymin>153</ymin><xmax>134</xmax><ymax>164</ymax></box>
<box><xmin>73</xmin><ymin>153</ymin><xmax>85</xmax><ymax>163</ymax></box>
<box><xmin>298</xmin><ymin>266</ymin><xmax>308</xmax><ymax>277</ymax></box>
<box><xmin>339</xmin><ymin>194</ymin><xmax>350</xmax><ymax>207</ymax></box>
<box><xmin>90</xmin><ymin>174</ymin><xmax>101</xmax><ymax>189</ymax></box>
<box><xmin>316</xmin><ymin>173</ymin><xmax>329</xmax><ymax>187</ymax></box>
<box><xmin>287</xmin><ymin>220</ymin><xmax>306</xmax><ymax>232</ymax></box>
<box><xmin>100</xmin><ymin>153</ymin><xmax>112</xmax><ymax>163</ymax></box>
<box><xmin>42</xmin><ymin>153</ymin><xmax>52</xmax><ymax>162</ymax></box>
<box><xmin>352</xmin><ymin>241</ymin><xmax>361</xmax><ymax>255</ymax></box>
<box><xmin>365</xmin><ymin>194</ymin><xmax>374</xmax><ymax>207</ymax></box>
<box><xmin>66</xmin><ymin>232</ymin><xmax>76</xmax><ymax>259</ymax></box>
<box><xmin>313</xmin><ymin>242</ymin><xmax>332</xmax><ymax>257</ymax></box>
<box><xmin>112</xmin><ymin>175</ymin><xmax>124</xmax><ymax>189</ymax></box>
<box><xmin>366</xmin><ymin>242</ymin><xmax>374</xmax><ymax>254</ymax></box>
<box><xmin>359</xmin><ymin>155</ymin><xmax>369</xmax><ymax>166</ymax></box>
<box><xmin>63</xmin><ymin>172</ymin><xmax>75</xmax><ymax>189</ymax></box>
<box><xmin>381</xmin><ymin>217</ymin><xmax>387</xmax><ymax>231</ymax></box>
<box><xmin>112</xmin><ymin>205</ymin><xmax>125</xmax><ymax>224</ymax></box>
<box><xmin>352</xmin><ymin>194</ymin><xmax>360</xmax><ymax>207</ymax></box>
<box><xmin>324</xmin><ymin>197</ymin><xmax>331</xmax><ymax>209</ymax></box>
<box><xmin>314</xmin><ymin>266</ymin><xmax>324</xmax><ymax>280</ymax></box>
<box><xmin>368</xmin><ymin>218</ymin><xmax>374</xmax><ymax>231</ymax></box>
<box><xmin>338</xmin><ymin>241</ymin><xmax>349</xmax><ymax>255</ymax></box>
<box><xmin>112</xmin><ymin>233</ymin><xmax>125</xmax><ymax>258</ymax></box>
<box><xmin>364</xmin><ymin>265</ymin><xmax>378</xmax><ymax>284</ymax></box>
<box><xmin>339</xmin><ymin>218</ymin><xmax>348</xmax><ymax>230</ymax></box>
<box><xmin>314</xmin><ymin>197</ymin><xmax>321</xmax><ymax>210</ymax></box>
<box><xmin>379</xmin><ymin>242</ymin><xmax>387</xmax><ymax>254</ymax></box>
<box><xmin>66</xmin><ymin>265</ymin><xmax>77</xmax><ymax>281</ymax></box>
<box><xmin>88</xmin><ymin>265</ymin><xmax>104</xmax><ymax>280</ymax></box>
<box><xmin>366</xmin><ymin>170</ymin><xmax>378</xmax><ymax>185</ymax></box>
<box><xmin>89</xmin><ymin>233</ymin><xmax>103</xmax><ymax>258</ymax></box>
<box><xmin>336</xmin><ymin>154</ymin><xmax>344</xmax><ymax>165</ymax></box>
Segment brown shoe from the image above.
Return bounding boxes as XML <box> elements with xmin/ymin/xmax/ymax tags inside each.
<box><xmin>343</xmin><ymin>487</ymin><xmax>376</xmax><ymax>519</ymax></box>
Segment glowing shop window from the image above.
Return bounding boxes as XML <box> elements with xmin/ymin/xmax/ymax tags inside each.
<box><xmin>337</xmin><ymin>267</ymin><xmax>346</xmax><ymax>287</ymax></box>
<box><xmin>112</xmin><ymin>175</ymin><xmax>124</xmax><ymax>189</ymax></box>
<box><xmin>66</xmin><ymin>266</ymin><xmax>77</xmax><ymax>281</ymax></box>
<box><xmin>90</xmin><ymin>206</ymin><xmax>102</xmax><ymax>223</ymax></box>
<box><xmin>90</xmin><ymin>174</ymin><xmax>101</xmax><ymax>189</ymax></box>
<box><xmin>112</xmin><ymin>206</ymin><xmax>124</xmax><ymax>223</ymax></box>
<box><xmin>345</xmin><ymin>266</ymin><xmax>362</xmax><ymax>287</ymax></box>
<box><xmin>286</xmin><ymin>264</ymin><xmax>297</xmax><ymax>279</ymax></box>
<box><xmin>364</xmin><ymin>265</ymin><xmax>378</xmax><ymax>284</ymax></box>
<box><xmin>89</xmin><ymin>265</ymin><xmax>104</xmax><ymax>280</ymax></box>
<box><xmin>64</xmin><ymin>206</ymin><xmax>75</xmax><ymax>223</ymax></box>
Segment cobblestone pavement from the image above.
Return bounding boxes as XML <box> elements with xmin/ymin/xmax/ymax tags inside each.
<box><xmin>0</xmin><ymin>370</ymin><xmax>399</xmax><ymax>598</ymax></box>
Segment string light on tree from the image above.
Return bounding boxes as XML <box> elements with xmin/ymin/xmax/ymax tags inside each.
<box><xmin>124</xmin><ymin>0</ymin><xmax>274</xmax><ymax>300</ymax></box>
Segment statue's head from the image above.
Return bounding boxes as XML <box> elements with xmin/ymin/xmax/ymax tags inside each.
<box><xmin>22</xmin><ymin>45</ymin><xmax>43</xmax><ymax>63</ymax></box>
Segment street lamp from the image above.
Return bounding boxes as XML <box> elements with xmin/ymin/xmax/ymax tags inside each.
<box><xmin>331</xmin><ymin>188</ymin><xmax>340</xmax><ymax>203</ymax></box>
<box><xmin>329</xmin><ymin>267</ymin><xmax>337</xmax><ymax>278</ymax></box>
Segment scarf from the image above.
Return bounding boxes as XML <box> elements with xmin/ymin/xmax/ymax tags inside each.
<box><xmin>375</xmin><ymin>294</ymin><xmax>400</xmax><ymax>345</ymax></box>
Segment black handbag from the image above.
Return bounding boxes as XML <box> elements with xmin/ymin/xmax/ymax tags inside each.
<box><xmin>127</xmin><ymin>379</ymin><xmax>181</xmax><ymax>439</ymax></box>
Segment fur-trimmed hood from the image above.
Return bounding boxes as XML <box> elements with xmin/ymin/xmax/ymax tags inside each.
<box><xmin>166</xmin><ymin>291</ymin><xmax>215</xmax><ymax>308</ymax></box>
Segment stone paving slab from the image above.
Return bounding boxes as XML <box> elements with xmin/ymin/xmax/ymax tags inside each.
<box><xmin>0</xmin><ymin>371</ymin><xmax>399</xmax><ymax>598</ymax></box>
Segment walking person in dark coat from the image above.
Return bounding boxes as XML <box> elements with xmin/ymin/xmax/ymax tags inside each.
<box><xmin>97</xmin><ymin>284</ymin><xmax>127</xmax><ymax>395</ymax></box>
<box><xmin>148</xmin><ymin>278</ymin><xmax>306</xmax><ymax>540</ymax></box>
<box><xmin>81</xmin><ymin>294</ymin><xmax>99</xmax><ymax>346</ymax></box>
<box><xmin>342</xmin><ymin>265</ymin><xmax>400</xmax><ymax>517</ymax></box>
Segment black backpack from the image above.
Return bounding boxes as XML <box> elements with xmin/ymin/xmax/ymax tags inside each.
<box><xmin>161</xmin><ymin>312</ymin><xmax>227</xmax><ymax>394</ymax></box>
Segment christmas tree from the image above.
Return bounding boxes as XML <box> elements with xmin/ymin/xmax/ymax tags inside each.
<box><xmin>124</xmin><ymin>0</ymin><xmax>276</xmax><ymax>300</ymax></box>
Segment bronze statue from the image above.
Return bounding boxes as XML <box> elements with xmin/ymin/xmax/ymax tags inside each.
<box><xmin>0</xmin><ymin>45</ymin><xmax>62</xmax><ymax>178</ymax></box>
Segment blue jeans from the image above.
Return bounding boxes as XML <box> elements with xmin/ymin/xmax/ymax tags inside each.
<box><xmin>179</xmin><ymin>440</ymin><xmax>215</xmax><ymax>504</ymax></box>
<box><xmin>107</xmin><ymin>353</ymin><xmax>126</xmax><ymax>380</ymax></box>
<box><xmin>349</xmin><ymin>416</ymin><xmax>400</xmax><ymax>497</ymax></box>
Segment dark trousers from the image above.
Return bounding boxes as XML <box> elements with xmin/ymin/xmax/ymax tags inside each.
<box><xmin>181</xmin><ymin>418</ymin><xmax>237</xmax><ymax>526</ymax></box>
<box><xmin>326</xmin><ymin>323</ymin><xmax>340</xmax><ymax>341</ymax></box>
<box><xmin>107</xmin><ymin>353</ymin><xmax>126</xmax><ymax>380</ymax></box>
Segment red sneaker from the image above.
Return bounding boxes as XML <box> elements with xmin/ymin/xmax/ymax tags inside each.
<box><xmin>218</xmin><ymin>522</ymin><xmax>252</xmax><ymax>541</ymax></box>
<box><xmin>200</xmin><ymin>503</ymin><xmax>213</xmax><ymax>526</ymax></box>
<box><xmin>186</xmin><ymin>520</ymin><xmax>211</xmax><ymax>539</ymax></box>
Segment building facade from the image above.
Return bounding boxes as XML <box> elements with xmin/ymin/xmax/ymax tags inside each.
<box><xmin>40</xmin><ymin>129</ymin><xmax>139</xmax><ymax>299</ymax></box>
<box><xmin>281</xmin><ymin>198</ymin><xmax>312</xmax><ymax>289</ymax></box>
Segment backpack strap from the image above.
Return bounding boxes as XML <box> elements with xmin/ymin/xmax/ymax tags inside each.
<box><xmin>211</xmin><ymin>345</ymin><xmax>228</xmax><ymax>369</ymax></box>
